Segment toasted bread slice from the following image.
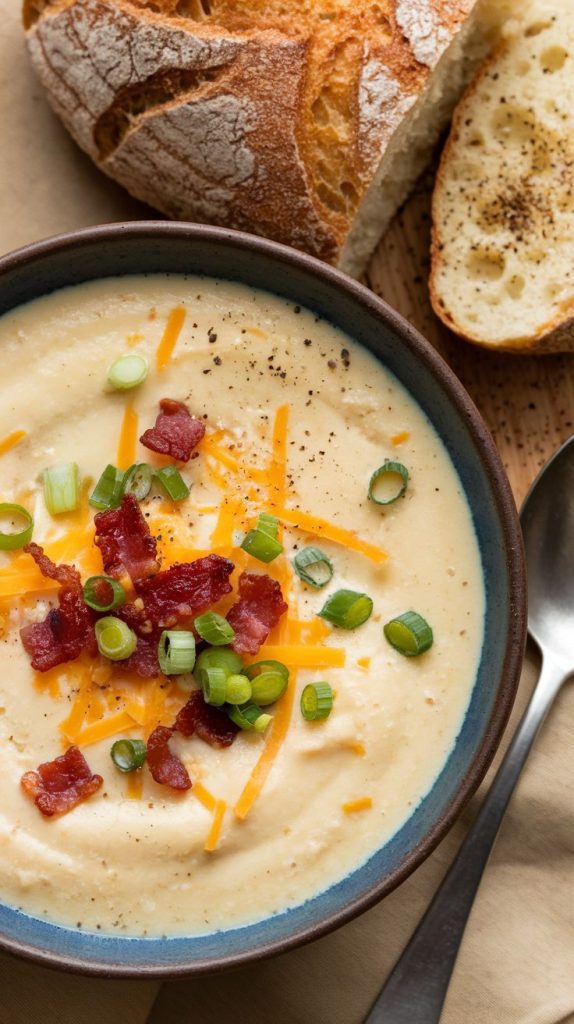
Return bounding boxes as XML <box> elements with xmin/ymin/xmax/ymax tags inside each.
<box><xmin>431</xmin><ymin>1</ymin><xmax>574</xmax><ymax>353</ymax></box>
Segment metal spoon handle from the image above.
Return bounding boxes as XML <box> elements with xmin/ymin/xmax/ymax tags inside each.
<box><xmin>364</xmin><ymin>655</ymin><xmax>565</xmax><ymax>1024</ymax></box>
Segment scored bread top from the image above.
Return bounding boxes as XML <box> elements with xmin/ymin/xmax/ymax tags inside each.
<box><xmin>23</xmin><ymin>0</ymin><xmax>477</xmax><ymax>264</ymax></box>
<box><xmin>430</xmin><ymin>0</ymin><xmax>574</xmax><ymax>352</ymax></box>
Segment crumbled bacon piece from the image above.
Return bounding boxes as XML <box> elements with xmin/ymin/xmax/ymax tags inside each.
<box><xmin>21</xmin><ymin>746</ymin><xmax>103</xmax><ymax>817</ymax></box>
<box><xmin>147</xmin><ymin>726</ymin><xmax>191</xmax><ymax>791</ymax></box>
<box><xmin>116</xmin><ymin>603</ymin><xmax>161</xmax><ymax>678</ymax></box>
<box><xmin>227</xmin><ymin>572</ymin><xmax>288</xmax><ymax>654</ymax></box>
<box><xmin>136</xmin><ymin>554</ymin><xmax>234</xmax><ymax>628</ymax></box>
<box><xmin>140</xmin><ymin>399</ymin><xmax>205</xmax><ymax>462</ymax></box>
<box><xmin>20</xmin><ymin>544</ymin><xmax>94</xmax><ymax>671</ymax></box>
<box><xmin>175</xmin><ymin>690</ymin><xmax>239</xmax><ymax>748</ymax></box>
<box><xmin>94</xmin><ymin>494</ymin><xmax>159</xmax><ymax>583</ymax></box>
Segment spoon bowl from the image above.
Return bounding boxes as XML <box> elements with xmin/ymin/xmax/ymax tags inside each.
<box><xmin>521</xmin><ymin>435</ymin><xmax>574</xmax><ymax>665</ymax></box>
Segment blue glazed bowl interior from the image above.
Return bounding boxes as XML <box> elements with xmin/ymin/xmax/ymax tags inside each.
<box><xmin>0</xmin><ymin>224</ymin><xmax>524</xmax><ymax>975</ymax></box>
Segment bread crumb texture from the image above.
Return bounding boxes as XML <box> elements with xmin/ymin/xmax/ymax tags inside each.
<box><xmin>23</xmin><ymin>0</ymin><xmax>485</xmax><ymax>269</ymax></box>
<box><xmin>431</xmin><ymin>0</ymin><xmax>574</xmax><ymax>352</ymax></box>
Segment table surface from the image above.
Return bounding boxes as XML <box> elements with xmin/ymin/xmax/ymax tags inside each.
<box><xmin>0</xmin><ymin>6</ymin><xmax>573</xmax><ymax>1024</ymax></box>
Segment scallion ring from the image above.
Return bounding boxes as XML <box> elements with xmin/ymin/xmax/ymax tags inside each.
<box><xmin>194</xmin><ymin>646</ymin><xmax>244</xmax><ymax>680</ymax></box>
<box><xmin>257</xmin><ymin>513</ymin><xmax>279</xmax><ymax>540</ymax></box>
<box><xmin>83</xmin><ymin>575</ymin><xmax>126</xmax><ymax>613</ymax></box>
<box><xmin>43</xmin><ymin>463</ymin><xmax>80</xmax><ymax>516</ymax></box>
<box><xmin>224</xmin><ymin>674</ymin><xmax>252</xmax><ymax>706</ymax></box>
<box><xmin>293</xmin><ymin>547</ymin><xmax>333</xmax><ymax>589</ymax></box>
<box><xmin>300</xmin><ymin>682</ymin><xmax>334</xmax><ymax>722</ymax></box>
<box><xmin>249</xmin><ymin>670</ymin><xmax>288</xmax><ymax>707</ymax></box>
<box><xmin>153</xmin><ymin>465</ymin><xmax>190</xmax><ymax>503</ymax></box>
<box><xmin>158</xmin><ymin>630</ymin><xmax>196</xmax><ymax>675</ymax></box>
<box><xmin>368</xmin><ymin>461</ymin><xmax>409</xmax><ymax>506</ymax></box>
<box><xmin>107</xmin><ymin>354</ymin><xmax>149</xmax><ymax>391</ymax></box>
<box><xmin>95</xmin><ymin>616</ymin><xmax>137</xmax><ymax>661</ymax></box>
<box><xmin>89</xmin><ymin>464</ymin><xmax>125</xmax><ymax>511</ymax></box>
<box><xmin>122</xmin><ymin>462</ymin><xmax>152</xmax><ymax>501</ymax></box>
<box><xmin>200</xmin><ymin>666</ymin><xmax>227</xmax><ymax>706</ymax></box>
<box><xmin>244</xmin><ymin>659</ymin><xmax>289</xmax><ymax>683</ymax></box>
<box><xmin>193</xmin><ymin>612</ymin><xmax>235</xmax><ymax>646</ymax></box>
<box><xmin>110</xmin><ymin>738</ymin><xmax>147</xmax><ymax>772</ymax></box>
<box><xmin>241</xmin><ymin>528</ymin><xmax>283</xmax><ymax>563</ymax></box>
<box><xmin>228</xmin><ymin>703</ymin><xmax>273</xmax><ymax>733</ymax></box>
<box><xmin>0</xmin><ymin>503</ymin><xmax>34</xmax><ymax>551</ymax></box>
<box><xmin>319</xmin><ymin>590</ymin><xmax>373</xmax><ymax>630</ymax></box>
<box><xmin>384</xmin><ymin>611</ymin><xmax>433</xmax><ymax>656</ymax></box>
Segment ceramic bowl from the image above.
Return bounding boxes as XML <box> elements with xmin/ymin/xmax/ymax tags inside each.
<box><xmin>0</xmin><ymin>223</ymin><xmax>526</xmax><ymax>976</ymax></box>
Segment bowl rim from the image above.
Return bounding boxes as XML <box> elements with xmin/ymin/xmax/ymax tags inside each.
<box><xmin>0</xmin><ymin>221</ymin><xmax>527</xmax><ymax>977</ymax></box>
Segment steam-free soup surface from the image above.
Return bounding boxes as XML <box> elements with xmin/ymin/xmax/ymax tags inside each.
<box><xmin>0</xmin><ymin>276</ymin><xmax>484</xmax><ymax>935</ymax></box>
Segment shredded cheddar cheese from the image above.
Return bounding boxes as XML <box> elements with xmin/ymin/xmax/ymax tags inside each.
<box><xmin>254</xmin><ymin>645</ymin><xmax>345</xmax><ymax>669</ymax></box>
<box><xmin>204</xmin><ymin>800</ymin><xmax>227</xmax><ymax>852</ymax></box>
<box><xmin>116</xmin><ymin>401</ymin><xmax>139</xmax><ymax>471</ymax></box>
<box><xmin>276</xmin><ymin>507</ymin><xmax>388</xmax><ymax>564</ymax></box>
<box><xmin>126</xmin><ymin>773</ymin><xmax>144</xmax><ymax>800</ymax></box>
<box><xmin>391</xmin><ymin>430</ymin><xmax>410</xmax><ymax>446</ymax></box>
<box><xmin>235</xmin><ymin>670</ymin><xmax>298</xmax><ymax>821</ymax></box>
<box><xmin>357</xmin><ymin>656</ymin><xmax>371</xmax><ymax>669</ymax></box>
<box><xmin>342</xmin><ymin>797</ymin><xmax>372</xmax><ymax>814</ymax></box>
<box><xmin>0</xmin><ymin>430</ymin><xmax>27</xmax><ymax>458</ymax></box>
<box><xmin>156</xmin><ymin>306</ymin><xmax>186</xmax><ymax>370</ymax></box>
<box><xmin>75</xmin><ymin>710</ymin><xmax>137</xmax><ymax>748</ymax></box>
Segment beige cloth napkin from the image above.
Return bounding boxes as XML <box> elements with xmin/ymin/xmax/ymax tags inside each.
<box><xmin>0</xmin><ymin>5</ymin><xmax>572</xmax><ymax>1022</ymax></box>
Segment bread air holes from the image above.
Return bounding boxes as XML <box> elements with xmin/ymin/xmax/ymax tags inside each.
<box><xmin>506</xmin><ymin>275</ymin><xmax>525</xmax><ymax>300</ymax></box>
<box><xmin>524</xmin><ymin>21</ymin><xmax>552</xmax><ymax>37</ymax></box>
<box><xmin>540</xmin><ymin>46</ymin><xmax>568</xmax><ymax>73</ymax></box>
<box><xmin>467</xmin><ymin>249</ymin><xmax>506</xmax><ymax>283</ymax></box>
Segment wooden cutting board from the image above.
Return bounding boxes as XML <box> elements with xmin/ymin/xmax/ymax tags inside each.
<box><xmin>367</xmin><ymin>171</ymin><xmax>574</xmax><ymax>508</ymax></box>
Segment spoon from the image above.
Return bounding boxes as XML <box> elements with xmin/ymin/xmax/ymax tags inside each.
<box><xmin>364</xmin><ymin>435</ymin><xmax>574</xmax><ymax>1024</ymax></box>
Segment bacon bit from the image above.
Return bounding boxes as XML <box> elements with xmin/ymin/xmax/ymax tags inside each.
<box><xmin>136</xmin><ymin>554</ymin><xmax>234</xmax><ymax>628</ymax></box>
<box><xmin>21</xmin><ymin>746</ymin><xmax>103</xmax><ymax>817</ymax></box>
<box><xmin>20</xmin><ymin>544</ymin><xmax>94</xmax><ymax>672</ymax></box>
<box><xmin>146</xmin><ymin>725</ymin><xmax>191</xmax><ymax>791</ymax></box>
<box><xmin>116</xmin><ymin>602</ymin><xmax>161</xmax><ymax>678</ymax></box>
<box><xmin>140</xmin><ymin>399</ymin><xmax>205</xmax><ymax>462</ymax></box>
<box><xmin>227</xmin><ymin>572</ymin><xmax>288</xmax><ymax>655</ymax></box>
<box><xmin>94</xmin><ymin>494</ymin><xmax>159</xmax><ymax>583</ymax></box>
<box><xmin>175</xmin><ymin>690</ymin><xmax>238</xmax><ymax>748</ymax></box>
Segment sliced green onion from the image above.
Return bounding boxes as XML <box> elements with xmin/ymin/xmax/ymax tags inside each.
<box><xmin>95</xmin><ymin>616</ymin><xmax>137</xmax><ymax>661</ymax></box>
<box><xmin>228</xmin><ymin>702</ymin><xmax>273</xmax><ymax>733</ymax></box>
<box><xmin>107</xmin><ymin>354</ymin><xmax>149</xmax><ymax>391</ymax></box>
<box><xmin>194</xmin><ymin>646</ymin><xmax>244</xmax><ymax>680</ymax></box>
<box><xmin>241</xmin><ymin>528</ymin><xmax>283</xmax><ymax>563</ymax></box>
<box><xmin>300</xmin><ymin>682</ymin><xmax>334</xmax><ymax>721</ymax></box>
<box><xmin>384</xmin><ymin>611</ymin><xmax>433</xmax><ymax>656</ymax></box>
<box><xmin>224</xmin><ymin>674</ymin><xmax>252</xmax><ymax>705</ymax></box>
<box><xmin>158</xmin><ymin>630</ymin><xmax>196</xmax><ymax>675</ymax></box>
<box><xmin>0</xmin><ymin>503</ymin><xmax>34</xmax><ymax>551</ymax></box>
<box><xmin>319</xmin><ymin>590</ymin><xmax>373</xmax><ymax>630</ymax></box>
<box><xmin>83</xmin><ymin>575</ymin><xmax>126</xmax><ymax>612</ymax></box>
<box><xmin>122</xmin><ymin>462</ymin><xmax>152</xmax><ymax>501</ymax></box>
<box><xmin>257</xmin><ymin>513</ymin><xmax>279</xmax><ymax>539</ymax></box>
<box><xmin>43</xmin><ymin>463</ymin><xmax>80</xmax><ymax>516</ymax></box>
<box><xmin>368</xmin><ymin>461</ymin><xmax>409</xmax><ymax>506</ymax></box>
<box><xmin>89</xmin><ymin>464</ymin><xmax>125</xmax><ymax>511</ymax></box>
<box><xmin>249</xmin><ymin>670</ymin><xmax>288</xmax><ymax>706</ymax></box>
<box><xmin>110</xmin><ymin>738</ymin><xmax>147</xmax><ymax>772</ymax></box>
<box><xmin>154</xmin><ymin>465</ymin><xmax>190</xmax><ymax>502</ymax></box>
<box><xmin>244</xmin><ymin>659</ymin><xmax>289</xmax><ymax>682</ymax></box>
<box><xmin>293</xmin><ymin>547</ymin><xmax>333</xmax><ymax>589</ymax></box>
<box><xmin>193</xmin><ymin>612</ymin><xmax>235</xmax><ymax>646</ymax></box>
<box><xmin>201</xmin><ymin>666</ymin><xmax>227</xmax><ymax>706</ymax></box>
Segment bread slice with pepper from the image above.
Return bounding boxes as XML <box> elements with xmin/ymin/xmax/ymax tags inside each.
<box><xmin>431</xmin><ymin>0</ymin><xmax>574</xmax><ymax>352</ymax></box>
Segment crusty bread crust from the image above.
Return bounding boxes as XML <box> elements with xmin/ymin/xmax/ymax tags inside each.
<box><xmin>430</xmin><ymin>4</ymin><xmax>574</xmax><ymax>354</ymax></box>
<box><xmin>23</xmin><ymin>0</ymin><xmax>483</xmax><ymax>268</ymax></box>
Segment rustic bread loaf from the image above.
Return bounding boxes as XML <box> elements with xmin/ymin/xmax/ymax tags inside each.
<box><xmin>431</xmin><ymin>1</ymin><xmax>574</xmax><ymax>352</ymax></box>
<box><xmin>23</xmin><ymin>0</ymin><xmax>509</xmax><ymax>275</ymax></box>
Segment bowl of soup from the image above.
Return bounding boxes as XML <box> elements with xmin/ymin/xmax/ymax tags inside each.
<box><xmin>0</xmin><ymin>223</ymin><xmax>525</xmax><ymax>976</ymax></box>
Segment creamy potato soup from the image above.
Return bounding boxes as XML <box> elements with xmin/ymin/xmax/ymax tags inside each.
<box><xmin>0</xmin><ymin>276</ymin><xmax>484</xmax><ymax>936</ymax></box>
